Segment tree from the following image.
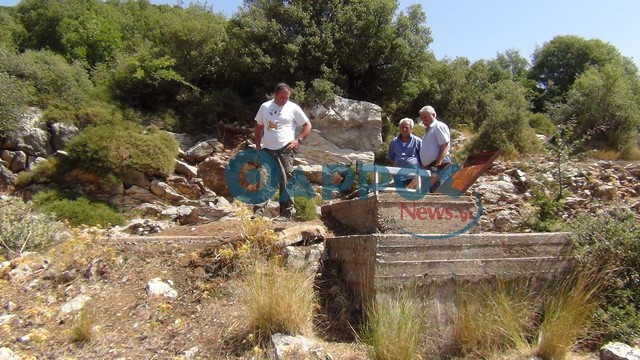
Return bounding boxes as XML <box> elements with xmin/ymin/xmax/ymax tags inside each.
<box><xmin>560</xmin><ymin>64</ymin><xmax>640</xmax><ymax>157</ymax></box>
<box><xmin>529</xmin><ymin>35</ymin><xmax>636</xmax><ymax>112</ymax></box>
<box><xmin>226</xmin><ymin>0</ymin><xmax>434</xmax><ymax>106</ymax></box>
<box><xmin>465</xmin><ymin>80</ymin><xmax>538</xmax><ymax>158</ymax></box>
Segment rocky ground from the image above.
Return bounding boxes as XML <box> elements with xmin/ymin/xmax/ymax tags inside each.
<box><xmin>0</xmin><ymin>215</ymin><xmax>373</xmax><ymax>359</ymax></box>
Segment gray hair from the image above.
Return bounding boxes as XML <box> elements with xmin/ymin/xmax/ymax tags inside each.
<box><xmin>398</xmin><ymin>118</ymin><xmax>414</xmax><ymax>129</ymax></box>
<box><xmin>419</xmin><ymin>105</ymin><xmax>437</xmax><ymax>117</ymax></box>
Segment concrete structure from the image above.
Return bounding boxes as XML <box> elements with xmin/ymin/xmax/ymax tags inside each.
<box><xmin>322</xmin><ymin>193</ymin><xmax>480</xmax><ymax>235</ymax></box>
<box><xmin>322</xmin><ymin>191</ymin><xmax>571</xmax><ymax>353</ymax></box>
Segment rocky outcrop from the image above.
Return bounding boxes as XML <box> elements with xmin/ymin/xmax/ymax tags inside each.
<box><xmin>298</xmin><ymin>96</ymin><xmax>382</xmax><ymax>165</ymax></box>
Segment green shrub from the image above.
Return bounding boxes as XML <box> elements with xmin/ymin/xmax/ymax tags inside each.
<box><xmin>529</xmin><ymin>113</ymin><xmax>556</xmax><ymax>136</ymax></box>
<box><xmin>42</xmin><ymin>100</ymin><xmax>125</xmax><ymax>128</ymax></box>
<box><xmin>32</xmin><ymin>190</ymin><xmax>126</xmax><ymax>228</ymax></box>
<box><xmin>293</xmin><ymin>196</ymin><xmax>320</xmax><ymax>221</ymax></box>
<box><xmin>0</xmin><ymin>70</ymin><xmax>31</xmax><ymax>137</ymax></box>
<box><xmin>306</xmin><ymin>78</ymin><xmax>342</xmax><ymax>105</ymax></box>
<box><xmin>0</xmin><ymin>195</ymin><xmax>61</xmax><ymax>256</ymax></box>
<box><xmin>1</xmin><ymin>49</ymin><xmax>92</xmax><ymax>108</ymax></box>
<box><xmin>14</xmin><ymin>157</ymin><xmax>61</xmax><ymax>188</ymax></box>
<box><xmin>65</xmin><ymin>123</ymin><xmax>178</xmax><ymax>178</ymax></box>
<box><xmin>522</xmin><ymin>185</ymin><xmax>567</xmax><ymax>232</ymax></box>
<box><xmin>569</xmin><ymin>209</ymin><xmax>640</xmax><ymax>344</ymax></box>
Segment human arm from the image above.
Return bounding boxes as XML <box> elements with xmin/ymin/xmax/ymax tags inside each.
<box><xmin>434</xmin><ymin>142</ymin><xmax>449</xmax><ymax>167</ymax></box>
<box><xmin>254</xmin><ymin>123</ymin><xmax>264</xmax><ymax>150</ymax></box>
<box><xmin>287</xmin><ymin>121</ymin><xmax>312</xmax><ymax>150</ymax></box>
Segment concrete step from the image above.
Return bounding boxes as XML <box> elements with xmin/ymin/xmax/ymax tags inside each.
<box><xmin>376</xmin><ymin>232</ymin><xmax>569</xmax><ymax>261</ymax></box>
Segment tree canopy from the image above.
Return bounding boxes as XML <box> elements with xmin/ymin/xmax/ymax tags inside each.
<box><xmin>0</xmin><ymin>0</ymin><xmax>638</xmax><ymax>158</ymax></box>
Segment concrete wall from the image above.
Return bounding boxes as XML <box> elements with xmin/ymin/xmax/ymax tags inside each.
<box><xmin>322</xmin><ymin>193</ymin><xmax>479</xmax><ymax>235</ymax></box>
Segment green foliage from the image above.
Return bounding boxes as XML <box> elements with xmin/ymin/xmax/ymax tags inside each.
<box><xmin>293</xmin><ymin>196</ymin><xmax>319</xmax><ymax>221</ymax></box>
<box><xmin>529</xmin><ymin>35</ymin><xmax>634</xmax><ymax>111</ymax></box>
<box><xmin>561</xmin><ymin>64</ymin><xmax>640</xmax><ymax>157</ymax></box>
<box><xmin>65</xmin><ymin>123</ymin><xmax>178</xmax><ymax>178</ymax></box>
<box><xmin>15</xmin><ymin>157</ymin><xmax>61</xmax><ymax>188</ymax></box>
<box><xmin>94</xmin><ymin>40</ymin><xmax>191</xmax><ymax>111</ymax></box>
<box><xmin>0</xmin><ymin>195</ymin><xmax>60</xmax><ymax>256</ymax></box>
<box><xmin>523</xmin><ymin>185</ymin><xmax>567</xmax><ymax>232</ymax></box>
<box><xmin>0</xmin><ymin>8</ymin><xmax>25</xmax><ymax>51</ymax></box>
<box><xmin>529</xmin><ymin>113</ymin><xmax>556</xmax><ymax>136</ymax></box>
<box><xmin>42</xmin><ymin>100</ymin><xmax>125</xmax><ymax>128</ymax></box>
<box><xmin>569</xmin><ymin>209</ymin><xmax>640</xmax><ymax>344</ymax></box>
<box><xmin>58</xmin><ymin>3</ymin><xmax>123</xmax><ymax>67</ymax></box>
<box><xmin>1</xmin><ymin>49</ymin><xmax>92</xmax><ymax>108</ymax></box>
<box><xmin>465</xmin><ymin>80</ymin><xmax>539</xmax><ymax>158</ymax></box>
<box><xmin>362</xmin><ymin>290</ymin><xmax>425</xmax><ymax>360</ymax></box>
<box><xmin>32</xmin><ymin>189</ymin><xmax>125</xmax><ymax>227</ymax></box>
<box><xmin>226</xmin><ymin>0</ymin><xmax>433</xmax><ymax>106</ymax></box>
<box><xmin>0</xmin><ymin>70</ymin><xmax>30</xmax><ymax>137</ymax></box>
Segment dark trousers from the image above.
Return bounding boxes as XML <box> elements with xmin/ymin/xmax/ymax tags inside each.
<box><xmin>253</xmin><ymin>145</ymin><xmax>295</xmax><ymax>217</ymax></box>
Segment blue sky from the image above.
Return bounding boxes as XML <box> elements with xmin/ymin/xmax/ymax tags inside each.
<box><xmin>2</xmin><ymin>0</ymin><xmax>638</xmax><ymax>67</ymax></box>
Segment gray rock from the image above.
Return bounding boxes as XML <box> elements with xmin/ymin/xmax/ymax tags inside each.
<box><xmin>146</xmin><ymin>278</ymin><xmax>177</xmax><ymax>298</ymax></box>
<box><xmin>600</xmin><ymin>342</ymin><xmax>640</xmax><ymax>360</ymax></box>
<box><xmin>50</xmin><ymin>122</ymin><xmax>79</xmax><ymax>151</ymax></box>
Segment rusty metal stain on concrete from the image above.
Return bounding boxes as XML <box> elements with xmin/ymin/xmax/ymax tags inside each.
<box><xmin>446</xmin><ymin>150</ymin><xmax>502</xmax><ymax>194</ymax></box>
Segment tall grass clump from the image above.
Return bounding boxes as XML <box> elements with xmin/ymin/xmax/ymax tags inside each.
<box><xmin>243</xmin><ymin>260</ymin><xmax>316</xmax><ymax>344</ymax></box>
<box><xmin>362</xmin><ymin>290</ymin><xmax>425</xmax><ymax>360</ymax></box>
<box><xmin>453</xmin><ymin>279</ymin><xmax>537</xmax><ymax>358</ymax></box>
<box><xmin>534</xmin><ymin>268</ymin><xmax>604</xmax><ymax>359</ymax></box>
<box><xmin>69</xmin><ymin>307</ymin><xmax>96</xmax><ymax>343</ymax></box>
<box><xmin>568</xmin><ymin>209</ymin><xmax>640</xmax><ymax>345</ymax></box>
<box><xmin>0</xmin><ymin>195</ymin><xmax>61</xmax><ymax>256</ymax></box>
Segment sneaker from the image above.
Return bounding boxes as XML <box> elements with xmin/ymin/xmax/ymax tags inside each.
<box><xmin>272</xmin><ymin>215</ymin><xmax>291</xmax><ymax>222</ymax></box>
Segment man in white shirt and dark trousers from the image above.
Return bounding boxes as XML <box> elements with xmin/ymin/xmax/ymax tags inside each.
<box><xmin>418</xmin><ymin>105</ymin><xmax>451</xmax><ymax>193</ymax></box>
<box><xmin>253</xmin><ymin>83</ymin><xmax>312</xmax><ymax>220</ymax></box>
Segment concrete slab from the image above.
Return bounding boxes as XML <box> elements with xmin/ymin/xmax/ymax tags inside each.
<box><xmin>321</xmin><ymin>192</ymin><xmax>480</xmax><ymax>235</ymax></box>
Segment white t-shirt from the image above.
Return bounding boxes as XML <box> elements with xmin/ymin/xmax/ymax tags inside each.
<box><xmin>419</xmin><ymin>119</ymin><xmax>450</xmax><ymax>166</ymax></box>
<box><xmin>255</xmin><ymin>100</ymin><xmax>309</xmax><ymax>150</ymax></box>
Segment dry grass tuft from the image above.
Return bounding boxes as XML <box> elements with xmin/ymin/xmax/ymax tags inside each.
<box><xmin>454</xmin><ymin>279</ymin><xmax>538</xmax><ymax>358</ymax></box>
<box><xmin>243</xmin><ymin>260</ymin><xmax>317</xmax><ymax>345</ymax></box>
<box><xmin>362</xmin><ymin>290</ymin><xmax>425</xmax><ymax>360</ymax></box>
<box><xmin>70</xmin><ymin>307</ymin><xmax>96</xmax><ymax>343</ymax></box>
<box><xmin>534</xmin><ymin>269</ymin><xmax>604</xmax><ymax>360</ymax></box>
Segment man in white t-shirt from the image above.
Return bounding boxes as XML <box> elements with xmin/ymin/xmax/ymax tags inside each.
<box><xmin>254</xmin><ymin>83</ymin><xmax>312</xmax><ymax>219</ymax></box>
<box><xmin>418</xmin><ymin>105</ymin><xmax>451</xmax><ymax>192</ymax></box>
<box><xmin>419</xmin><ymin>105</ymin><xmax>450</xmax><ymax>169</ymax></box>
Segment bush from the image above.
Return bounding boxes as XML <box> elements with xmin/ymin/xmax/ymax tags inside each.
<box><xmin>293</xmin><ymin>196</ymin><xmax>320</xmax><ymax>221</ymax></box>
<box><xmin>569</xmin><ymin>209</ymin><xmax>640</xmax><ymax>344</ymax></box>
<box><xmin>15</xmin><ymin>157</ymin><xmax>61</xmax><ymax>188</ymax></box>
<box><xmin>529</xmin><ymin>113</ymin><xmax>556</xmax><ymax>136</ymax></box>
<box><xmin>522</xmin><ymin>185</ymin><xmax>567</xmax><ymax>232</ymax></box>
<box><xmin>42</xmin><ymin>100</ymin><xmax>125</xmax><ymax>128</ymax></box>
<box><xmin>454</xmin><ymin>279</ymin><xmax>536</xmax><ymax>358</ymax></box>
<box><xmin>0</xmin><ymin>195</ymin><xmax>61</xmax><ymax>256</ymax></box>
<box><xmin>0</xmin><ymin>70</ymin><xmax>31</xmax><ymax>137</ymax></box>
<box><xmin>32</xmin><ymin>190</ymin><xmax>125</xmax><ymax>228</ymax></box>
<box><xmin>65</xmin><ymin>123</ymin><xmax>178</xmax><ymax>179</ymax></box>
<box><xmin>1</xmin><ymin>49</ymin><xmax>92</xmax><ymax>108</ymax></box>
